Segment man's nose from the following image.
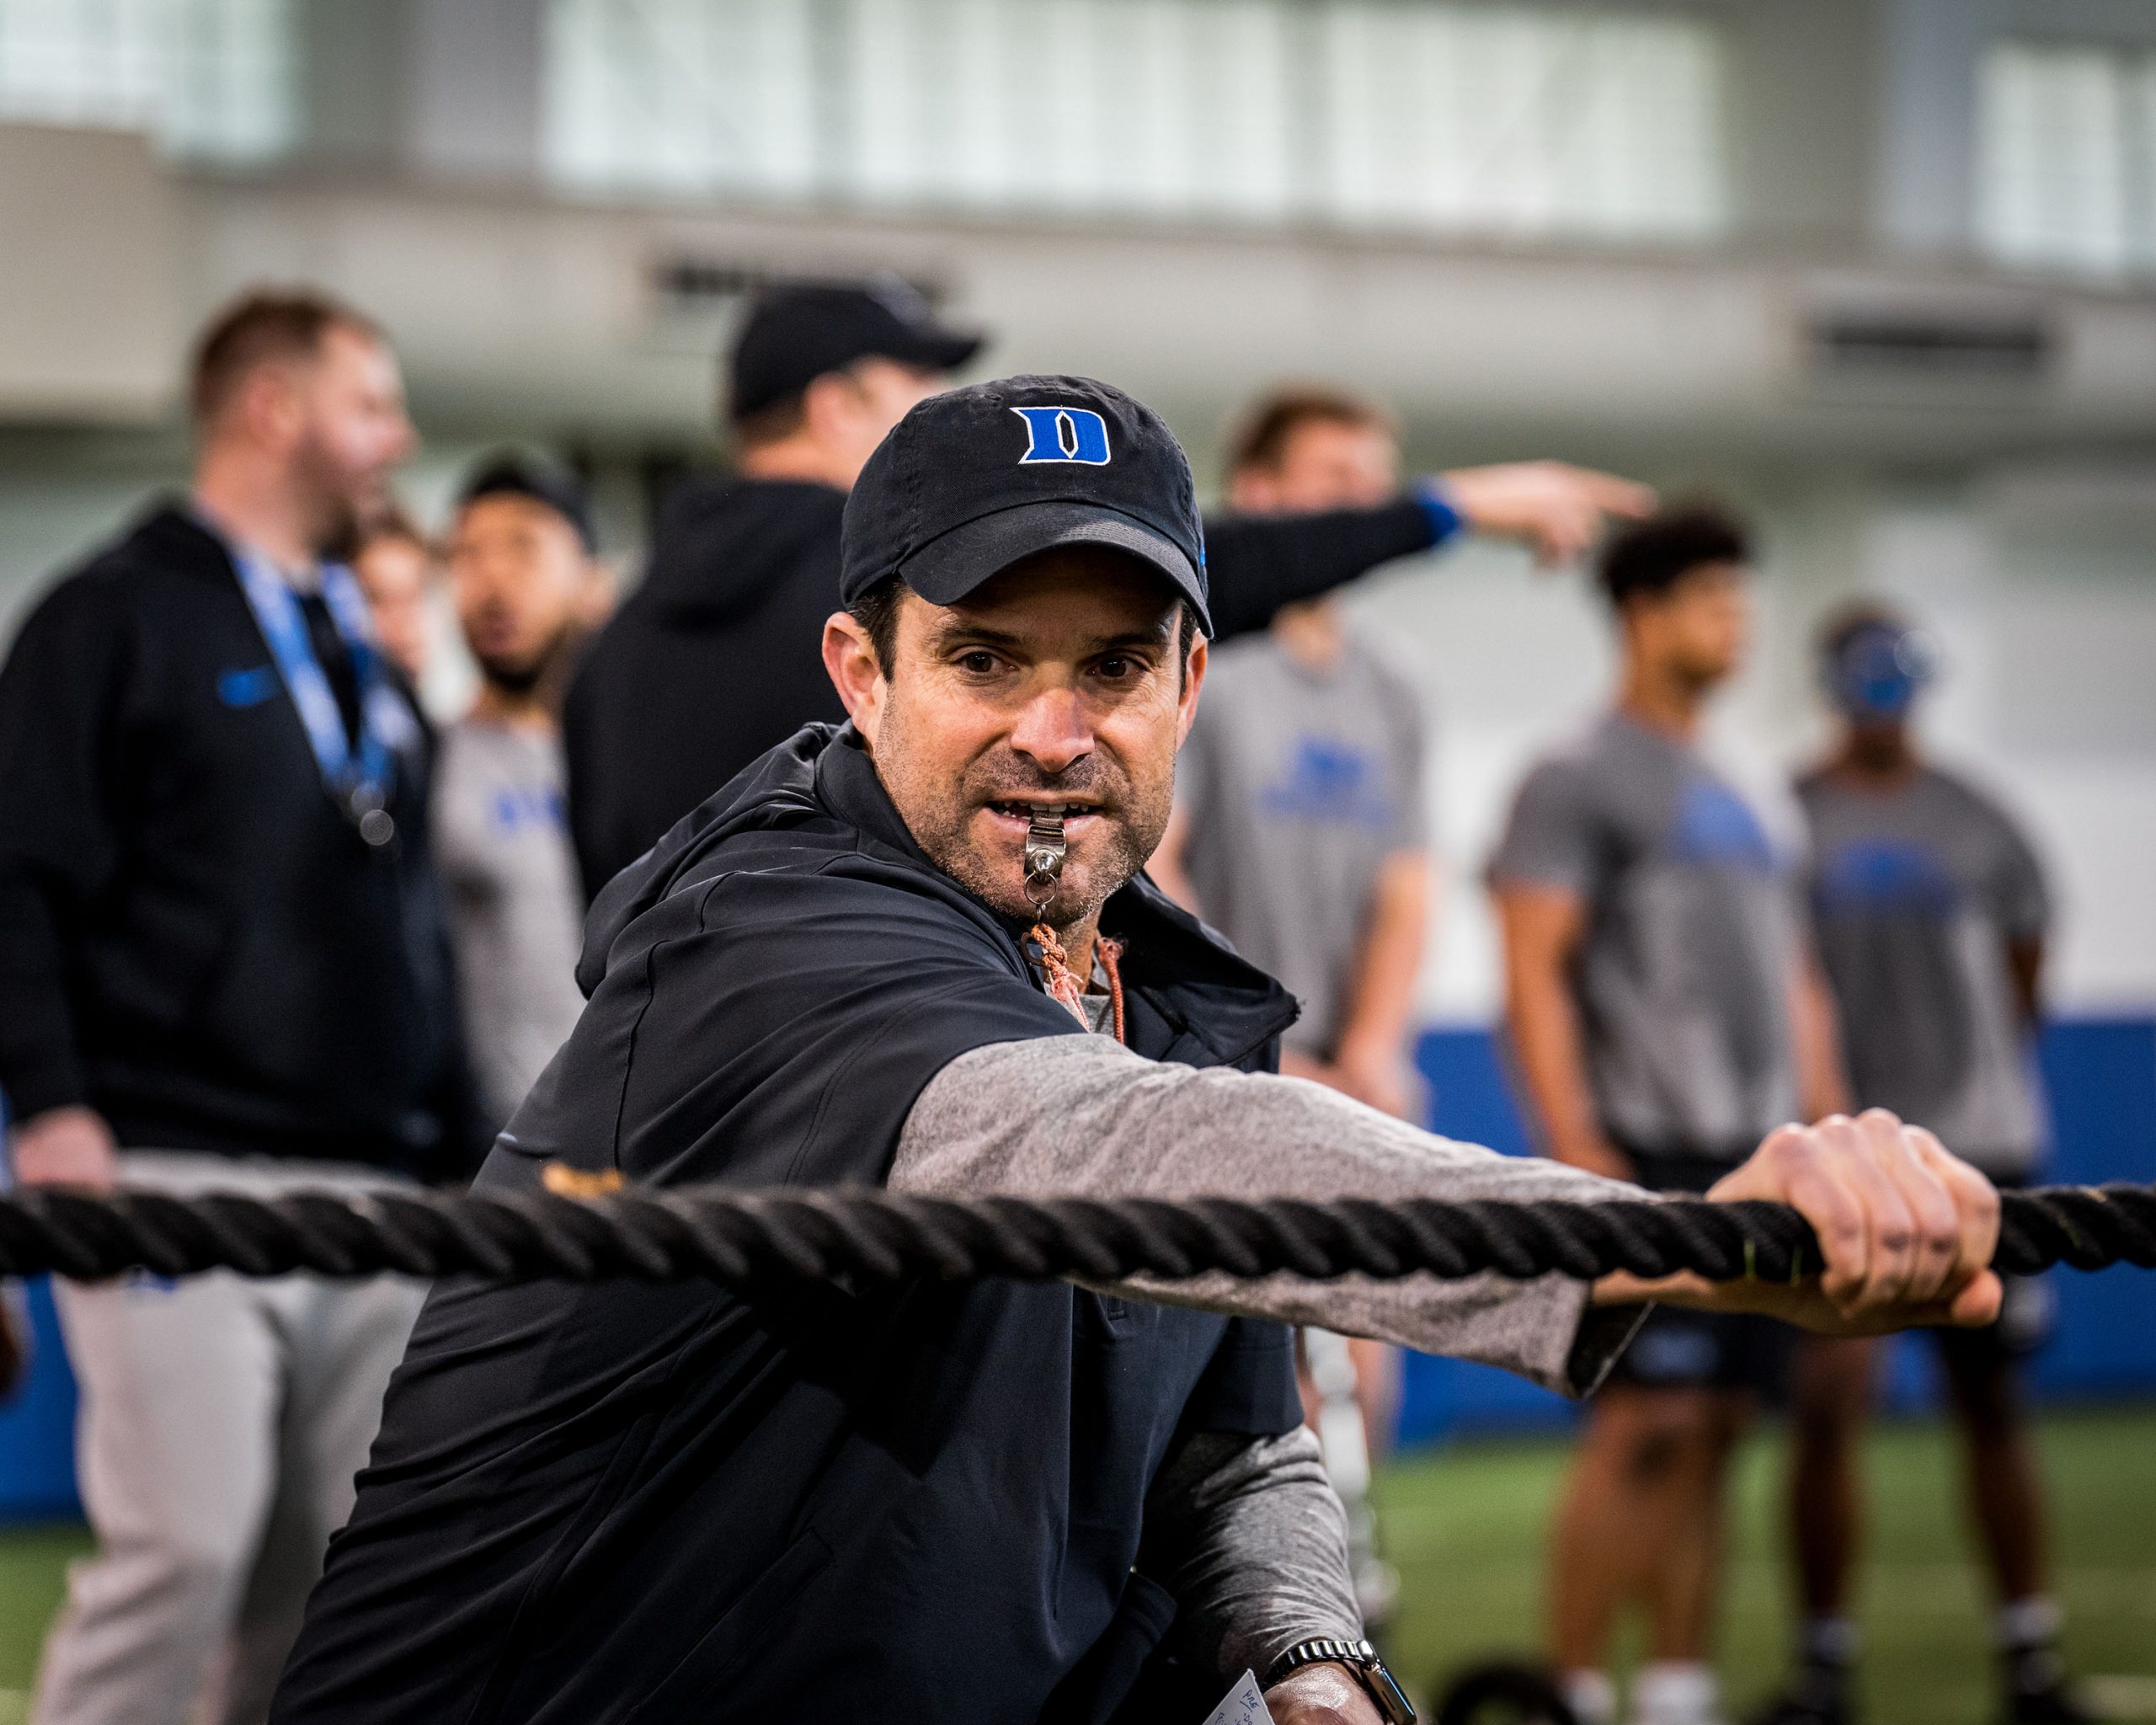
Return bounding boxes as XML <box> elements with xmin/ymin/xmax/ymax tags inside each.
<box><xmin>1008</xmin><ymin>686</ymin><xmax>1094</xmax><ymax>776</ymax></box>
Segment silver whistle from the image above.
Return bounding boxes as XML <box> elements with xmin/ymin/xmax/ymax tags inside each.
<box><xmin>1022</xmin><ymin>812</ymin><xmax>1067</xmax><ymax>911</ymax></box>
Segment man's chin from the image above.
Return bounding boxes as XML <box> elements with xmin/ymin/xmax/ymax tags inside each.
<box><xmin>945</xmin><ymin>847</ymin><xmax>1109</xmax><ymax>931</ymax></box>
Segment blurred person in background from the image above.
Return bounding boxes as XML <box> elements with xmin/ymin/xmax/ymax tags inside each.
<box><xmin>435</xmin><ymin>456</ymin><xmax>612</xmax><ymax>1135</ymax></box>
<box><xmin>0</xmin><ymin>290</ymin><xmax>483</xmax><ymax>1725</ymax></box>
<box><xmin>563</xmin><ymin>277</ymin><xmax>981</xmax><ymax>896</ymax></box>
<box><xmin>1489</xmin><ymin>509</ymin><xmax>1848</xmax><ymax>1725</ymax></box>
<box><xmin>1749</xmin><ymin>606</ymin><xmax>2086</xmax><ymax>1725</ymax></box>
<box><xmin>350</xmin><ymin>507</ymin><xmax>435</xmax><ymax>689</ymax></box>
<box><xmin>564</xmin><ymin>275</ymin><xmax>1654</xmax><ymax>898</ymax></box>
<box><xmin>1149</xmin><ymin>385</ymin><xmax>1433</xmax><ymax>1620</ymax></box>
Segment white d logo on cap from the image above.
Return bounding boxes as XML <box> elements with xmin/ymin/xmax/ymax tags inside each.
<box><xmin>1011</xmin><ymin>406</ymin><xmax>1112</xmax><ymax>466</ymax></box>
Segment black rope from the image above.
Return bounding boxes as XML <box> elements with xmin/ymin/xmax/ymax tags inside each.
<box><xmin>0</xmin><ymin>1181</ymin><xmax>2150</xmax><ymax>1288</ymax></box>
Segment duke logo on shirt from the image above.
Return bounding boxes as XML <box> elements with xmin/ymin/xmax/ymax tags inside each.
<box><xmin>1011</xmin><ymin>405</ymin><xmax>1112</xmax><ymax>466</ymax></box>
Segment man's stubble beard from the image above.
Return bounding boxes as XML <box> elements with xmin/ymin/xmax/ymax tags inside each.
<box><xmin>886</xmin><ymin>743</ymin><xmax>1171</xmax><ymax>934</ymax></box>
<box><xmin>294</xmin><ymin>431</ymin><xmax>391</xmax><ymax>563</ymax></box>
<box><xmin>929</xmin><ymin>814</ymin><xmax>1157</xmax><ymax>935</ymax></box>
<box><xmin>475</xmin><ymin>622</ymin><xmax>576</xmax><ymax>700</ymax></box>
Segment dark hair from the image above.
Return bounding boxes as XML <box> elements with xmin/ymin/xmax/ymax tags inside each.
<box><xmin>1226</xmin><ymin>384</ymin><xmax>1398</xmax><ymax>480</ymax></box>
<box><xmin>353</xmin><ymin>505</ymin><xmax>429</xmax><ymax>558</ymax></box>
<box><xmin>848</xmin><ymin>575</ymin><xmax>908</xmax><ymax>676</ymax></box>
<box><xmin>1815</xmin><ymin>597</ymin><xmax>1911</xmax><ymax>664</ymax></box>
<box><xmin>189</xmin><ymin>288</ymin><xmax>382</xmax><ymax>428</ymax></box>
<box><xmin>846</xmin><ymin>575</ymin><xmax>1203</xmax><ymax>680</ymax></box>
<box><xmin>1598</xmin><ymin>505</ymin><xmax>1751</xmax><ymax>606</ymax></box>
<box><xmin>731</xmin><ymin>389</ymin><xmax>808</xmax><ymax>449</ymax></box>
<box><xmin>457</xmin><ymin>451</ymin><xmax>597</xmax><ymax>552</ymax></box>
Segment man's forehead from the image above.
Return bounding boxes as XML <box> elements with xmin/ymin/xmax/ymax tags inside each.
<box><xmin>905</xmin><ymin>553</ymin><xmax>1183</xmax><ymax>641</ymax></box>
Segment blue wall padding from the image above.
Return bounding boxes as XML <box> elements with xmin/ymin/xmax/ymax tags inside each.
<box><xmin>0</xmin><ymin>1280</ymin><xmax>81</xmax><ymax>1518</ymax></box>
<box><xmin>0</xmin><ymin>1021</ymin><xmax>2150</xmax><ymax>1514</ymax></box>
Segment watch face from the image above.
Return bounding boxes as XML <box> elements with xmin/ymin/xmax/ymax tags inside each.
<box><xmin>1367</xmin><ymin>1661</ymin><xmax>1417</xmax><ymax>1725</ymax></box>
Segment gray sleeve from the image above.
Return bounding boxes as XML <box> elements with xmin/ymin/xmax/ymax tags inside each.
<box><xmin>1140</xmin><ymin>1424</ymin><xmax>1360</xmax><ymax>1682</ymax></box>
<box><xmin>890</xmin><ymin>1035</ymin><xmax>1650</xmax><ymax>1393</ymax></box>
<box><xmin>1380</xmin><ymin>667</ymin><xmax>1430</xmax><ymax>855</ymax></box>
<box><xmin>1992</xmin><ymin>805</ymin><xmax>2052</xmax><ymax>942</ymax></box>
<box><xmin>1487</xmin><ymin>756</ymin><xmax>1594</xmax><ymax>894</ymax></box>
<box><xmin>1173</xmin><ymin>696</ymin><xmax>1221</xmax><ymax>830</ymax></box>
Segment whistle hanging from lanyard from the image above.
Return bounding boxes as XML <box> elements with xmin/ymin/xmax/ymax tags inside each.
<box><xmin>1022</xmin><ymin>811</ymin><xmax>1067</xmax><ymax>912</ymax></box>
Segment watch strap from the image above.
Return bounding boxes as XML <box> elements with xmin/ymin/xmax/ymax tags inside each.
<box><xmin>1265</xmin><ymin>1637</ymin><xmax>1417</xmax><ymax>1723</ymax></box>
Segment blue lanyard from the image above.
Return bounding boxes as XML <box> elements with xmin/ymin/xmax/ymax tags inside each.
<box><xmin>229</xmin><ymin>546</ymin><xmax>415</xmax><ymax>814</ymax></box>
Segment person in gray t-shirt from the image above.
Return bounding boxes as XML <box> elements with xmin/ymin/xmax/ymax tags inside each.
<box><xmin>1752</xmin><ymin>605</ymin><xmax>2089</xmax><ymax>1725</ymax></box>
<box><xmin>435</xmin><ymin>457</ymin><xmax>612</xmax><ymax>1130</ymax></box>
<box><xmin>1166</xmin><ymin>631</ymin><xmax>1428</xmax><ymax>1087</ymax></box>
<box><xmin>1151</xmin><ymin>387</ymin><xmax>1436</xmax><ymax>1626</ymax></box>
<box><xmin>1490</xmin><ymin>509</ymin><xmax>1847</xmax><ymax>1725</ymax></box>
<box><xmin>1493</xmin><ymin>709</ymin><xmax>1802</xmax><ymax>1161</ymax></box>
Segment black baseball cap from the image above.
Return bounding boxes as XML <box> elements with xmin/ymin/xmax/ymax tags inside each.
<box><xmin>729</xmin><ymin>276</ymin><xmax>984</xmax><ymax>424</ymax></box>
<box><xmin>457</xmin><ymin>453</ymin><xmax>596</xmax><ymax>553</ymax></box>
<box><xmin>840</xmin><ymin>374</ymin><xmax>1210</xmax><ymax>634</ymax></box>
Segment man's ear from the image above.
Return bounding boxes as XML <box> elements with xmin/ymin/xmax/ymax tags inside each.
<box><xmin>822</xmin><ymin>611</ymin><xmax>889</xmax><ymax>744</ymax></box>
<box><xmin>798</xmin><ymin>371</ymin><xmax>863</xmax><ymax>453</ymax></box>
<box><xmin>1174</xmin><ymin>632</ymin><xmax>1207</xmax><ymax>747</ymax></box>
<box><xmin>239</xmin><ymin>362</ymin><xmax>305</xmax><ymax>453</ymax></box>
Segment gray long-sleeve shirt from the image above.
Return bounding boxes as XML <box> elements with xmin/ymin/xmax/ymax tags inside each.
<box><xmin>890</xmin><ymin>1033</ymin><xmax>1653</xmax><ymax>1679</ymax></box>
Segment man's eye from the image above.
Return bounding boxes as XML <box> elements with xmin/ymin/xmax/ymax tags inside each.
<box><xmin>958</xmin><ymin>651</ymin><xmax>1000</xmax><ymax>675</ymax></box>
<box><xmin>1095</xmin><ymin>655</ymin><xmax>1135</xmax><ymax>679</ymax></box>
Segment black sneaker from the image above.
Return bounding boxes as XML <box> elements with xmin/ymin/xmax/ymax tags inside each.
<box><xmin>2004</xmin><ymin>1681</ymin><xmax>2097</xmax><ymax>1725</ymax></box>
<box><xmin>1746</xmin><ymin>1665</ymin><xmax>1853</xmax><ymax>1725</ymax></box>
<box><xmin>2004</xmin><ymin>1644</ymin><xmax>2097</xmax><ymax>1724</ymax></box>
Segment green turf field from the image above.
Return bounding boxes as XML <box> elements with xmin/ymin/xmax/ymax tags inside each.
<box><xmin>0</xmin><ymin>1408</ymin><xmax>2147</xmax><ymax>1722</ymax></box>
<box><xmin>1373</xmin><ymin>1406</ymin><xmax>2156</xmax><ymax>1722</ymax></box>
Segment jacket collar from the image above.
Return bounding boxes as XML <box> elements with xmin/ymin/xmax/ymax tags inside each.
<box><xmin>127</xmin><ymin>503</ymin><xmax>246</xmax><ymax>585</ymax></box>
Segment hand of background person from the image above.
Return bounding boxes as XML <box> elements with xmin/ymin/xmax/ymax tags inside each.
<box><xmin>1327</xmin><ymin>1045</ymin><xmax>1417</xmax><ymax>1124</ymax></box>
<box><xmin>0</xmin><ymin>1294</ymin><xmax>27</xmax><ymax>1400</ymax></box>
<box><xmin>1438</xmin><ymin>461</ymin><xmax>1656</xmax><ymax>564</ymax></box>
<box><xmin>1266</xmin><ymin>1662</ymin><xmax>1386</xmax><ymax>1725</ymax></box>
<box><xmin>9</xmin><ymin>1104</ymin><xmax>118</xmax><ymax>1190</ymax></box>
<box><xmin>1596</xmin><ymin>1108</ymin><xmax>2002</xmax><ymax>1335</ymax></box>
<box><xmin>1549</xmin><ymin>1130</ymin><xmax>1636</xmax><ymax>1185</ymax></box>
<box><xmin>1282</xmin><ymin>1047</ymin><xmax>1418</xmax><ymax>1124</ymax></box>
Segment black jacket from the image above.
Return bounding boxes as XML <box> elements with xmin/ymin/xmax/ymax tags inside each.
<box><xmin>563</xmin><ymin>473</ymin><xmax>1445</xmax><ymax>896</ymax></box>
<box><xmin>0</xmin><ymin>506</ymin><xmax>480</xmax><ymax>1178</ymax></box>
<box><xmin>271</xmin><ymin>724</ymin><xmax>1302</xmax><ymax>1724</ymax></box>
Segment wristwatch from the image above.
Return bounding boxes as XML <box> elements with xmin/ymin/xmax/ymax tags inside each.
<box><xmin>1265</xmin><ymin>1637</ymin><xmax>1417</xmax><ymax>1723</ymax></box>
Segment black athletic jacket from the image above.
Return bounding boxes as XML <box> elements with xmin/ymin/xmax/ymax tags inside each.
<box><xmin>0</xmin><ymin>506</ymin><xmax>482</xmax><ymax>1178</ymax></box>
<box><xmin>270</xmin><ymin>724</ymin><xmax>1303</xmax><ymax>1724</ymax></box>
<box><xmin>563</xmin><ymin>473</ymin><xmax>1449</xmax><ymax>896</ymax></box>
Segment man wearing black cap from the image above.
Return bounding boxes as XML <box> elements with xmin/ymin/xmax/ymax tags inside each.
<box><xmin>562</xmin><ymin>278</ymin><xmax>1652</xmax><ymax>896</ymax></box>
<box><xmin>434</xmin><ymin>456</ymin><xmax>614</xmax><ymax>1131</ymax></box>
<box><xmin>272</xmin><ymin>378</ymin><xmax>1999</xmax><ymax>1725</ymax></box>
<box><xmin>562</xmin><ymin>277</ymin><xmax>979</xmax><ymax>895</ymax></box>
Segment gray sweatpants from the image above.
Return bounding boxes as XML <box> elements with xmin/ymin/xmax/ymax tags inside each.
<box><xmin>33</xmin><ymin>1153</ymin><xmax>426</xmax><ymax>1725</ymax></box>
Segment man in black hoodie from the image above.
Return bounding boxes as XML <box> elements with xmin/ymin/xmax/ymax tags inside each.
<box><xmin>0</xmin><ymin>291</ymin><xmax>482</xmax><ymax>1725</ymax></box>
<box><xmin>563</xmin><ymin>280</ymin><xmax>1652</xmax><ymax>896</ymax></box>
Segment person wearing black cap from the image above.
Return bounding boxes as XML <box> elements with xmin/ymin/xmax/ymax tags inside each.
<box><xmin>271</xmin><ymin>378</ymin><xmax>1999</xmax><ymax>1725</ymax></box>
<box><xmin>433</xmin><ymin>456</ymin><xmax>616</xmax><ymax>1131</ymax></box>
<box><xmin>562</xmin><ymin>277</ymin><xmax>1653</xmax><ymax>898</ymax></box>
<box><xmin>562</xmin><ymin>277</ymin><xmax>981</xmax><ymax>896</ymax></box>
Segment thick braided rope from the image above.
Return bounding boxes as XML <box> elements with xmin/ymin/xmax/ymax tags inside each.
<box><xmin>0</xmin><ymin>1183</ymin><xmax>2148</xmax><ymax>1286</ymax></box>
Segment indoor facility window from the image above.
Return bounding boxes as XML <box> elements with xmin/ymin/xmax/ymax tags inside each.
<box><xmin>1980</xmin><ymin>38</ymin><xmax>2156</xmax><ymax>279</ymax></box>
<box><xmin>544</xmin><ymin>0</ymin><xmax>821</xmax><ymax>198</ymax></box>
<box><xmin>541</xmin><ymin>0</ymin><xmax>1730</xmax><ymax>244</ymax></box>
<box><xmin>0</xmin><ymin>0</ymin><xmax>295</xmax><ymax>163</ymax></box>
